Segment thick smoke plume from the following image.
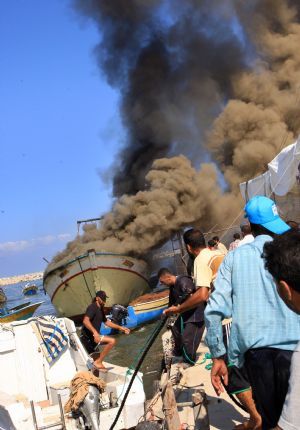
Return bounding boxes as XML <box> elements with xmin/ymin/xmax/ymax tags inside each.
<box><xmin>51</xmin><ymin>0</ymin><xmax>300</xmax><ymax>266</ymax></box>
<box><xmin>52</xmin><ymin>156</ymin><xmax>241</xmax><ymax>265</ymax></box>
<box><xmin>208</xmin><ymin>0</ymin><xmax>300</xmax><ymax>189</ymax></box>
<box><xmin>74</xmin><ymin>0</ymin><xmax>248</xmax><ymax>196</ymax></box>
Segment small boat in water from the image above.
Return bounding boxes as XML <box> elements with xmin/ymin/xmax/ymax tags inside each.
<box><xmin>22</xmin><ymin>283</ymin><xmax>38</xmax><ymax>296</ymax></box>
<box><xmin>0</xmin><ymin>316</ymin><xmax>145</xmax><ymax>429</ymax></box>
<box><xmin>0</xmin><ymin>301</ymin><xmax>43</xmax><ymax>323</ymax></box>
<box><xmin>100</xmin><ymin>289</ymin><xmax>169</xmax><ymax>335</ymax></box>
<box><xmin>0</xmin><ymin>287</ymin><xmax>7</xmax><ymax>304</ymax></box>
<box><xmin>44</xmin><ymin>249</ymin><xmax>150</xmax><ymax>321</ymax></box>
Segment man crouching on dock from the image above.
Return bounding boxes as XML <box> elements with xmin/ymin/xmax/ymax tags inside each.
<box><xmin>80</xmin><ymin>290</ymin><xmax>130</xmax><ymax>371</ymax></box>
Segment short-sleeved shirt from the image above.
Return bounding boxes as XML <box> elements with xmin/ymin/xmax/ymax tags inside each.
<box><xmin>217</xmin><ymin>242</ymin><xmax>228</xmax><ymax>256</ymax></box>
<box><xmin>82</xmin><ymin>302</ymin><xmax>107</xmax><ymax>341</ymax></box>
<box><xmin>194</xmin><ymin>248</ymin><xmax>224</xmax><ymax>289</ymax></box>
<box><xmin>278</xmin><ymin>340</ymin><xmax>300</xmax><ymax>430</ymax></box>
<box><xmin>229</xmin><ymin>239</ymin><xmax>241</xmax><ymax>251</ymax></box>
<box><xmin>169</xmin><ymin>275</ymin><xmax>204</xmax><ymax>323</ymax></box>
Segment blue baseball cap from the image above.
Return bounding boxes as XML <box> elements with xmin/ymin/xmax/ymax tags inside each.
<box><xmin>244</xmin><ymin>196</ymin><xmax>290</xmax><ymax>234</ymax></box>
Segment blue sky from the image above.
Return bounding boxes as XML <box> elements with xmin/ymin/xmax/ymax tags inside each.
<box><xmin>0</xmin><ymin>1</ymin><xmax>123</xmax><ymax>276</ymax></box>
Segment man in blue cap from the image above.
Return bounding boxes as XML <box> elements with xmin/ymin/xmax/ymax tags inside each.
<box><xmin>205</xmin><ymin>196</ymin><xmax>300</xmax><ymax>430</ymax></box>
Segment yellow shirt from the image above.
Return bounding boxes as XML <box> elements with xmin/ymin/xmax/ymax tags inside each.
<box><xmin>217</xmin><ymin>242</ymin><xmax>228</xmax><ymax>256</ymax></box>
<box><xmin>194</xmin><ymin>248</ymin><xmax>224</xmax><ymax>288</ymax></box>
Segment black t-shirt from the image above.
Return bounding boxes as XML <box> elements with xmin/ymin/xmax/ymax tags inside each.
<box><xmin>169</xmin><ymin>275</ymin><xmax>204</xmax><ymax>323</ymax></box>
<box><xmin>82</xmin><ymin>302</ymin><xmax>107</xmax><ymax>341</ymax></box>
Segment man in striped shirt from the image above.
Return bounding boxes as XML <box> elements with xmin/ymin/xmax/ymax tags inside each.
<box><xmin>205</xmin><ymin>196</ymin><xmax>299</xmax><ymax>429</ymax></box>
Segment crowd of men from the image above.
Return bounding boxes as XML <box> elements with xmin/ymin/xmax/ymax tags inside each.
<box><xmin>79</xmin><ymin>193</ymin><xmax>299</xmax><ymax>429</ymax></box>
<box><xmin>161</xmin><ymin>195</ymin><xmax>300</xmax><ymax>430</ymax></box>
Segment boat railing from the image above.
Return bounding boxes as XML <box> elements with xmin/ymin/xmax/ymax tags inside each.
<box><xmin>30</xmin><ymin>394</ymin><xmax>66</xmax><ymax>430</ymax></box>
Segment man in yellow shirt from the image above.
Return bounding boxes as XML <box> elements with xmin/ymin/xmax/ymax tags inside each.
<box><xmin>164</xmin><ymin>229</ymin><xmax>224</xmax><ymax>315</ymax></box>
<box><xmin>164</xmin><ymin>229</ymin><xmax>261</xmax><ymax>429</ymax></box>
<box><xmin>212</xmin><ymin>235</ymin><xmax>228</xmax><ymax>256</ymax></box>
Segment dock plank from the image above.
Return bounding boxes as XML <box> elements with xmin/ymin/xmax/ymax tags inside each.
<box><xmin>151</xmin><ymin>332</ymin><xmax>248</xmax><ymax>430</ymax></box>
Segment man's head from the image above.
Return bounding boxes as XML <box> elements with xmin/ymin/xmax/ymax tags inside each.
<box><xmin>208</xmin><ymin>239</ymin><xmax>217</xmax><ymax>249</ymax></box>
<box><xmin>240</xmin><ymin>222</ymin><xmax>252</xmax><ymax>237</ymax></box>
<box><xmin>157</xmin><ymin>268</ymin><xmax>176</xmax><ymax>287</ymax></box>
<box><xmin>95</xmin><ymin>290</ymin><xmax>108</xmax><ymax>305</ymax></box>
<box><xmin>212</xmin><ymin>236</ymin><xmax>220</xmax><ymax>244</ymax></box>
<box><xmin>183</xmin><ymin>228</ymin><xmax>206</xmax><ymax>257</ymax></box>
<box><xmin>233</xmin><ymin>232</ymin><xmax>241</xmax><ymax>240</ymax></box>
<box><xmin>286</xmin><ymin>220</ymin><xmax>299</xmax><ymax>230</ymax></box>
<box><xmin>263</xmin><ymin>230</ymin><xmax>300</xmax><ymax>314</ymax></box>
<box><xmin>244</xmin><ymin>195</ymin><xmax>290</xmax><ymax>237</ymax></box>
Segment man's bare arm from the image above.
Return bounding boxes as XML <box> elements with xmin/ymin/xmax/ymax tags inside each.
<box><xmin>83</xmin><ymin>315</ymin><xmax>98</xmax><ymax>336</ymax></box>
<box><xmin>164</xmin><ymin>287</ymin><xmax>209</xmax><ymax>315</ymax></box>
<box><xmin>105</xmin><ymin>319</ymin><xmax>130</xmax><ymax>334</ymax></box>
<box><xmin>83</xmin><ymin>315</ymin><xmax>103</xmax><ymax>343</ymax></box>
<box><xmin>178</xmin><ymin>287</ymin><xmax>209</xmax><ymax>312</ymax></box>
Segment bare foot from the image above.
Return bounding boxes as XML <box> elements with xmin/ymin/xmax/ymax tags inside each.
<box><xmin>234</xmin><ymin>419</ymin><xmax>262</xmax><ymax>430</ymax></box>
<box><xmin>93</xmin><ymin>362</ymin><xmax>108</xmax><ymax>372</ymax></box>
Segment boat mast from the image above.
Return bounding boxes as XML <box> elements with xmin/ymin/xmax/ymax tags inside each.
<box><xmin>77</xmin><ymin>217</ymin><xmax>103</xmax><ymax>234</ymax></box>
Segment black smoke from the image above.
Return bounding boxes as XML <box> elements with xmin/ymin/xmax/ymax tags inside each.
<box><xmin>73</xmin><ymin>0</ymin><xmax>250</xmax><ymax>196</ymax></box>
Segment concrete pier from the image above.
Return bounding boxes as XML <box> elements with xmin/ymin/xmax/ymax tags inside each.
<box><xmin>147</xmin><ymin>333</ymin><xmax>248</xmax><ymax>429</ymax></box>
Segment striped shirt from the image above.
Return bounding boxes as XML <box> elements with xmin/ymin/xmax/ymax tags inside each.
<box><xmin>204</xmin><ymin>235</ymin><xmax>300</xmax><ymax>367</ymax></box>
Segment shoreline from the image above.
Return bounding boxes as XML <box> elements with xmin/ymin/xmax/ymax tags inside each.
<box><xmin>0</xmin><ymin>272</ymin><xmax>43</xmax><ymax>287</ymax></box>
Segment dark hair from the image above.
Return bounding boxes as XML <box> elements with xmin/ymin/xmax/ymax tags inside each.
<box><xmin>263</xmin><ymin>230</ymin><xmax>300</xmax><ymax>292</ymax></box>
<box><xmin>241</xmin><ymin>224</ymin><xmax>251</xmax><ymax>236</ymax></box>
<box><xmin>208</xmin><ymin>239</ymin><xmax>217</xmax><ymax>247</ymax></box>
<box><xmin>286</xmin><ymin>220</ymin><xmax>299</xmax><ymax>230</ymax></box>
<box><xmin>250</xmin><ymin>222</ymin><xmax>275</xmax><ymax>238</ymax></box>
<box><xmin>157</xmin><ymin>267</ymin><xmax>172</xmax><ymax>278</ymax></box>
<box><xmin>233</xmin><ymin>232</ymin><xmax>241</xmax><ymax>240</ymax></box>
<box><xmin>183</xmin><ymin>229</ymin><xmax>206</xmax><ymax>249</ymax></box>
<box><xmin>212</xmin><ymin>236</ymin><xmax>219</xmax><ymax>242</ymax></box>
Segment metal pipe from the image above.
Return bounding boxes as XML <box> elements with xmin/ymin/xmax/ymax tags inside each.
<box><xmin>37</xmin><ymin>423</ymin><xmax>65</xmax><ymax>430</ymax></box>
<box><xmin>58</xmin><ymin>394</ymin><xmax>66</xmax><ymax>430</ymax></box>
<box><xmin>30</xmin><ymin>401</ymin><xmax>39</xmax><ymax>430</ymax></box>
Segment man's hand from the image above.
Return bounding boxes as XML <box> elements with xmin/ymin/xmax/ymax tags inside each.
<box><xmin>211</xmin><ymin>358</ymin><xmax>228</xmax><ymax>396</ymax></box>
<box><xmin>123</xmin><ymin>328</ymin><xmax>130</xmax><ymax>335</ymax></box>
<box><xmin>163</xmin><ymin>305</ymin><xmax>180</xmax><ymax>316</ymax></box>
<box><xmin>93</xmin><ymin>332</ymin><xmax>102</xmax><ymax>344</ymax></box>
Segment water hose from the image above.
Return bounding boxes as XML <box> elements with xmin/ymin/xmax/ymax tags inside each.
<box><xmin>179</xmin><ymin>316</ymin><xmax>247</xmax><ymax>412</ymax></box>
<box><xmin>109</xmin><ymin>316</ymin><xmax>167</xmax><ymax>430</ymax></box>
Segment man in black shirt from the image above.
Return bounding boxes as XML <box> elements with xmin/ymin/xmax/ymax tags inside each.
<box><xmin>159</xmin><ymin>268</ymin><xmax>205</xmax><ymax>364</ymax></box>
<box><xmin>81</xmin><ymin>290</ymin><xmax>130</xmax><ymax>371</ymax></box>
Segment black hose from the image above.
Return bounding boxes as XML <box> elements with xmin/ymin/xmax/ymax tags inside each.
<box><xmin>109</xmin><ymin>316</ymin><xmax>167</xmax><ymax>430</ymax></box>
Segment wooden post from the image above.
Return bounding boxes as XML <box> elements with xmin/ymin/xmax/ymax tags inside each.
<box><xmin>192</xmin><ymin>389</ymin><xmax>209</xmax><ymax>430</ymax></box>
<box><xmin>162</xmin><ymin>381</ymin><xmax>181</xmax><ymax>430</ymax></box>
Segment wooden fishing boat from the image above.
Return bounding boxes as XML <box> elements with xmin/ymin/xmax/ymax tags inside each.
<box><xmin>100</xmin><ymin>289</ymin><xmax>169</xmax><ymax>335</ymax></box>
<box><xmin>22</xmin><ymin>283</ymin><xmax>38</xmax><ymax>296</ymax></box>
<box><xmin>44</xmin><ymin>249</ymin><xmax>150</xmax><ymax>321</ymax></box>
<box><xmin>0</xmin><ymin>301</ymin><xmax>43</xmax><ymax>323</ymax></box>
<box><xmin>0</xmin><ymin>287</ymin><xmax>7</xmax><ymax>304</ymax></box>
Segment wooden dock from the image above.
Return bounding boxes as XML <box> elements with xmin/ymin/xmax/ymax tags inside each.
<box><xmin>144</xmin><ymin>331</ymin><xmax>248</xmax><ymax>430</ymax></box>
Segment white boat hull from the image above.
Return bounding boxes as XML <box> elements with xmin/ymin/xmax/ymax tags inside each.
<box><xmin>0</xmin><ymin>316</ymin><xmax>146</xmax><ymax>430</ymax></box>
<box><xmin>44</xmin><ymin>250</ymin><xmax>150</xmax><ymax>320</ymax></box>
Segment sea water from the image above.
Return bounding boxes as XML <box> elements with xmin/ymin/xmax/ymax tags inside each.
<box><xmin>0</xmin><ymin>280</ymin><xmax>164</xmax><ymax>398</ymax></box>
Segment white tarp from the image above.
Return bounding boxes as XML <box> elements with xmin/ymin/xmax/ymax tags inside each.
<box><xmin>240</xmin><ymin>136</ymin><xmax>300</xmax><ymax>200</ymax></box>
<box><xmin>240</xmin><ymin>136</ymin><xmax>300</xmax><ymax>222</ymax></box>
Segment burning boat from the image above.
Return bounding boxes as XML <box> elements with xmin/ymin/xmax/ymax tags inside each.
<box><xmin>43</xmin><ymin>249</ymin><xmax>150</xmax><ymax>321</ymax></box>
